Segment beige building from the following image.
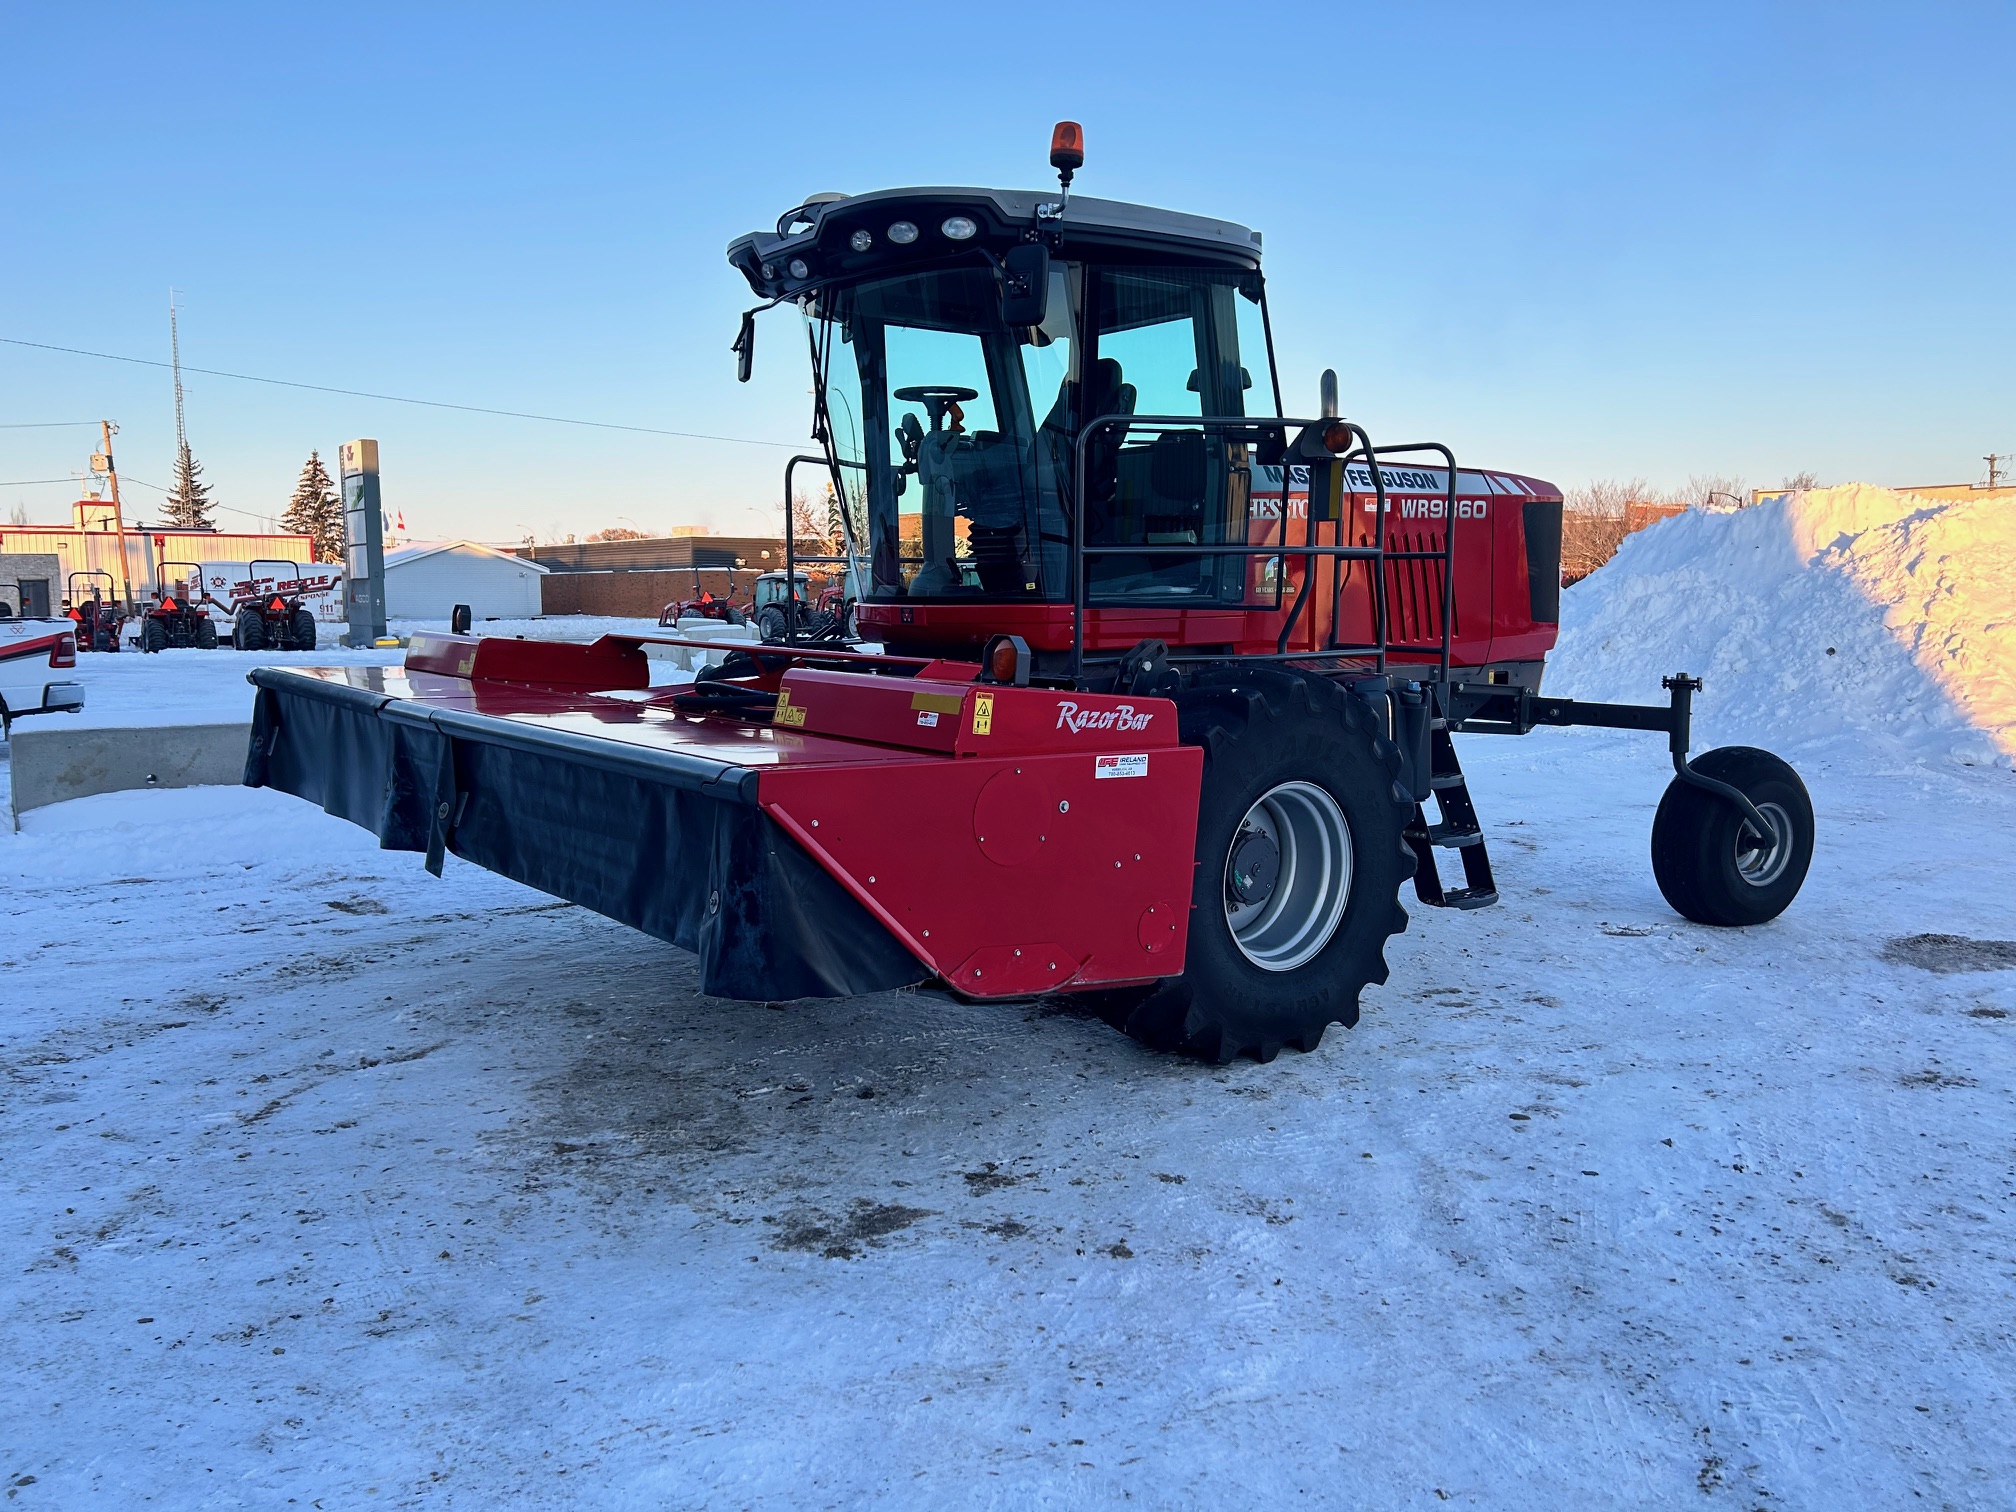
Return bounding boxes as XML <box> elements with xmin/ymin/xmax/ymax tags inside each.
<box><xmin>0</xmin><ymin>500</ymin><xmax>316</xmax><ymax>609</ymax></box>
<box><xmin>1893</xmin><ymin>482</ymin><xmax>2016</xmax><ymax>503</ymax></box>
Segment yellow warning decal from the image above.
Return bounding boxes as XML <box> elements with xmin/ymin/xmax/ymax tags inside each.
<box><xmin>774</xmin><ymin>686</ymin><xmax>808</xmax><ymax>727</ymax></box>
<box><xmin>971</xmin><ymin>691</ymin><xmax>994</xmax><ymax>736</ymax></box>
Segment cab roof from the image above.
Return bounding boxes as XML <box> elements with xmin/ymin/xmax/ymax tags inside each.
<box><xmin>728</xmin><ymin>186</ymin><xmax>1263</xmax><ymax>301</ymax></box>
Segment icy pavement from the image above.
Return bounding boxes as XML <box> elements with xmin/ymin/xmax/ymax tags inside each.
<box><xmin>2</xmin><ymin>717</ymin><xmax>2013</xmax><ymax>1507</ymax></box>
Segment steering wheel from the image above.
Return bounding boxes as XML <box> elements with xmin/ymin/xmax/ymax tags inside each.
<box><xmin>893</xmin><ymin>385</ymin><xmax>978</xmax><ymax>431</ymax></box>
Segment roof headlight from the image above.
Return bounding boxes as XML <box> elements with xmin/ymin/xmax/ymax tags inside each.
<box><xmin>887</xmin><ymin>220</ymin><xmax>919</xmax><ymax>245</ymax></box>
<box><xmin>761</xmin><ymin>262</ymin><xmax>776</xmax><ymax>279</ymax></box>
<box><xmin>940</xmin><ymin>215</ymin><xmax>978</xmax><ymax>241</ymax></box>
<box><xmin>849</xmin><ymin>229</ymin><xmax>873</xmax><ymax>252</ymax></box>
<box><xmin>787</xmin><ymin>258</ymin><xmax>810</xmax><ymax>280</ymax></box>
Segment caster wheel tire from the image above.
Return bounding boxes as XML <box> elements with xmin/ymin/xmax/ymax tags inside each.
<box><xmin>1652</xmin><ymin>746</ymin><xmax>1813</xmax><ymax>926</ymax></box>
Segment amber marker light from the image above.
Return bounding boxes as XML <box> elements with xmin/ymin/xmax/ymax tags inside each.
<box><xmin>981</xmin><ymin>633</ymin><xmax>1032</xmax><ymax>686</ymax></box>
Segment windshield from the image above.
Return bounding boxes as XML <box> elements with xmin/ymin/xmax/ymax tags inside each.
<box><xmin>812</xmin><ymin>263</ymin><xmax>1079</xmax><ymax>600</ymax></box>
<box><xmin>809</xmin><ymin>260</ymin><xmax>1276</xmax><ymax>604</ymax></box>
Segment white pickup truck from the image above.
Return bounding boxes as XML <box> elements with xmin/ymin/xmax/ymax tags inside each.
<box><xmin>0</xmin><ymin>617</ymin><xmax>84</xmax><ymax>738</ymax></box>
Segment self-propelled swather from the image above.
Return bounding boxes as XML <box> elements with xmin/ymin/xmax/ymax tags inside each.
<box><xmin>245</xmin><ymin>126</ymin><xmax>1814</xmax><ymax>1062</ymax></box>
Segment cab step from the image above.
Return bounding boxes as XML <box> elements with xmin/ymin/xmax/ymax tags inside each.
<box><xmin>1406</xmin><ymin>724</ymin><xmax>1499</xmax><ymax>910</ymax></box>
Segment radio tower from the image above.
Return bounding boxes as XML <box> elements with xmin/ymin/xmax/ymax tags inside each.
<box><xmin>170</xmin><ymin>290</ymin><xmax>188</xmax><ymax>460</ymax></box>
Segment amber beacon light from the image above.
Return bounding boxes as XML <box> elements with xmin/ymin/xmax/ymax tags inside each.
<box><xmin>1049</xmin><ymin>121</ymin><xmax>1085</xmax><ymax>180</ymax></box>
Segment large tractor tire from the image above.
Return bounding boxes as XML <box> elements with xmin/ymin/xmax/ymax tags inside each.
<box><xmin>195</xmin><ymin>616</ymin><xmax>218</xmax><ymax>650</ymax></box>
<box><xmin>1651</xmin><ymin>746</ymin><xmax>1813</xmax><ymax>926</ymax></box>
<box><xmin>233</xmin><ymin>607</ymin><xmax>266</xmax><ymax>651</ymax></box>
<box><xmin>94</xmin><ymin>626</ymin><xmax>119</xmax><ymax>653</ymax></box>
<box><xmin>290</xmin><ymin>609</ymin><xmax>317</xmax><ymax>651</ymax></box>
<box><xmin>1090</xmin><ymin>669</ymin><xmax>1415</xmax><ymax>1063</ymax></box>
<box><xmin>757</xmin><ymin>603</ymin><xmax>790</xmax><ymax>644</ymax></box>
<box><xmin>141</xmin><ymin>617</ymin><xmax>167</xmax><ymax>654</ymax></box>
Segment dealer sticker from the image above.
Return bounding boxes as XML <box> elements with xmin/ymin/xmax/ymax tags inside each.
<box><xmin>1095</xmin><ymin>754</ymin><xmax>1149</xmax><ymax>779</ymax></box>
<box><xmin>916</xmin><ymin>710</ymin><xmax>940</xmax><ymax>727</ymax></box>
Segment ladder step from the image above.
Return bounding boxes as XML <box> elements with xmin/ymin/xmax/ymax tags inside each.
<box><xmin>1428</xmin><ymin>773</ymin><xmax>1467</xmax><ymax>789</ymax></box>
<box><xmin>1439</xmin><ymin>887</ymin><xmax>1499</xmax><ymax>910</ymax></box>
<box><xmin>1429</xmin><ymin>824</ymin><xmax>1484</xmax><ymax>848</ymax></box>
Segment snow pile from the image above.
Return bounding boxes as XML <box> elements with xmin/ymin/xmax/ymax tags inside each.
<box><xmin>1547</xmin><ymin>483</ymin><xmax>2016</xmax><ymax>769</ymax></box>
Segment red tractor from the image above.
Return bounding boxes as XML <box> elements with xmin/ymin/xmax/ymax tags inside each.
<box><xmin>657</xmin><ymin>585</ymin><xmax>745</xmax><ymax>628</ymax></box>
<box><xmin>246</xmin><ymin>128</ymin><xmax>1815</xmax><ymax>1064</ymax></box>
<box><xmin>139</xmin><ymin>560</ymin><xmax>222</xmax><ymax>652</ymax></box>
<box><xmin>229</xmin><ymin>560</ymin><xmax>319</xmax><ymax>651</ymax></box>
<box><xmin>64</xmin><ymin>571</ymin><xmax>124</xmax><ymax>652</ymax></box>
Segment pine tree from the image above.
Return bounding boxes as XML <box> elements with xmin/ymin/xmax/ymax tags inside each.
<box><xmin>823</xmin><ymin>481</ymin><xmax>864</xmax><ymax>554</ymax></box>
<box><xmin>162</xmin><ymin>441</ymin><xmax>216</xmax><ymax>530</ymax></box>
<box><xmin>281</xmin><ymin>450</ymin><xmax>344</xmax><ymax>563</ymax></box>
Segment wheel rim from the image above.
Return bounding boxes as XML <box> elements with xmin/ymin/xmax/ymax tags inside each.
<box><xmin>1222</xmin><ymin>780</ymin><xmax>1353</xmax><ymax>972</ymax></box>
<box><xmin>1734</xmin><ymin>801</ymin><xmax>1794</xmax><ymax>887</ymax></box>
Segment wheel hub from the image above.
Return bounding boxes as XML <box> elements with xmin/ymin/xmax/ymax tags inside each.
<box><xmin>1227</xmin><ymin>827</ymin><xmax>1280</xmax><ymax>905</ymax></box>
<box><xmin>1222</xmin><ymin>781</ymin><xmax>1354</xmax><ymax>972</ymax></box>
<box><xmin>1734</xmin><ymin>801</ymin><xmax>1794</xmax><ymax>887</ymax></box>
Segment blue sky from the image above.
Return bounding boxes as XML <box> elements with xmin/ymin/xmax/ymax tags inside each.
<box><xmin>4</xmin><ymin>2</ymin><xmax>2010</xmax><ymax>541</ymax></box>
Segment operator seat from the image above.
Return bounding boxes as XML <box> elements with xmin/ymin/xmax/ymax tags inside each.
<box><xmin>1078</xmin><ymin>358</ymin><xmax>1135</xmax><ymax>542</ymax></box>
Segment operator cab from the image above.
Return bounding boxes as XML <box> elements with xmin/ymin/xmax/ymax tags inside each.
<box><xmin>728</xmin><ymin>169</ymin><xmax>1284</xmax><ymax>654</ymax></box>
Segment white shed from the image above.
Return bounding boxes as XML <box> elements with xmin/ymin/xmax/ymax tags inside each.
<box><xmin>382</xmin><ymin>541</ymin><xmax>548</xmax><ymax>621</ymax></box>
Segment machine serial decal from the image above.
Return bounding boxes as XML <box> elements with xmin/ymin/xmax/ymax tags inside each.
<box><xmin>971</xmin><ymin>692</ymin><xmax>994</xmax><ymax>735</ymax></box>
<box><xmin>1095</xmin><ymin>754</ymin><xmax>1150</xmax><ymax>779</ymax></box>
<box><xmin>1055</xmin><ymin>702</ymin><xmax>1153</xmax><ymax>735</ymax></box>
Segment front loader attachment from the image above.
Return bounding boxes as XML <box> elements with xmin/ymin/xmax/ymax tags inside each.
<box><xmin>244</xmin><ymin>634</ymin><xmax>1202</xmax><ymax>1002</ymax></box>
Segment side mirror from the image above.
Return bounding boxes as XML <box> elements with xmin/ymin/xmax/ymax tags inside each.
<box><xmin>733</xmin><ymin>309</ymin><xmax>756</xmax><ymax>383</ymax></box>
<box><xmin>1000</xmin><ymin>243</ymin><xmax>1050</xmax><ymax>327</ymax></box>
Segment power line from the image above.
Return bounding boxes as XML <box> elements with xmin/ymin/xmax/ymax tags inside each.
<box><xmin>120</xmin><ymin>473</ymin><xmax>282</xmax><ymax>527</ymax></box>
<box><xmin>0</xmin><ymin>421</ymin><xmax>101</xmax><ymax>429</ymax></box>
<box><xmin>0</xmin><ymin>470</ymin><xmax>289</xmax><ymax>529</ymax></box>
<box><xmin>0</xmin><ymin>335</ymin><xmax>803</xmax><ymax>450</ymax></box>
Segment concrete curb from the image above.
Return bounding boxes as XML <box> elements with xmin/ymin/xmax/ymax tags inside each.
<box><xmin>8</xmin><ymin>722</ymin><xmax>251</xmax><ymax>829</ymax></box>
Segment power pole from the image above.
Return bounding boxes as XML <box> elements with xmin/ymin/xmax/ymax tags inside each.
<box><xmin>1985</xmin><ymin>453</ymin><xmax>2004</xmax><ymax>489</ymax></box>
<box><xmin>98</xmin><ymin>419</ymin><xmax>133</xmax><ymax>610</ymax></box>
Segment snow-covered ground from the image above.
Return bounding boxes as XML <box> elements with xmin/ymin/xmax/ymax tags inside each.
<box><xmin>2</xmin><ymin>506</ymin><xmax>2013</xmax><ymax>1508</ymax></box>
